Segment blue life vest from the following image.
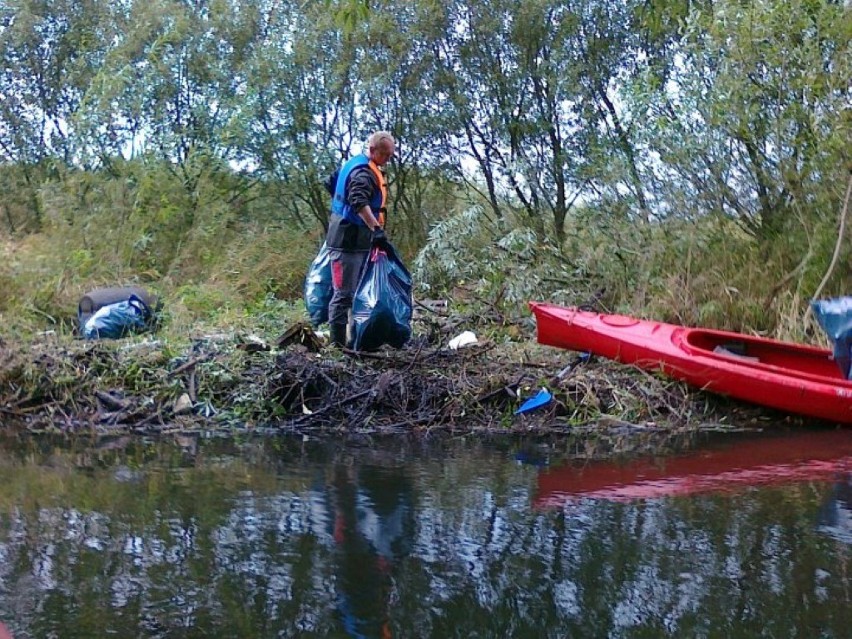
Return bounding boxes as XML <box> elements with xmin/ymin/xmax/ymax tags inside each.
<box><xmin>331</xmin><ymin>154</ymin><xmax>387</xmax><ymax>226</ymax></box>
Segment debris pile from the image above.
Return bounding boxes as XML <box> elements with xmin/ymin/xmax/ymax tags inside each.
<box><xmin>0</xmin><ymin>322</ymin><xmax>780</xmax><ymax>440</ymax></box>
<box><xmin>266</xmin><ymin>342</ymin><xmax>525</xmax><ymax>433</ymax></box>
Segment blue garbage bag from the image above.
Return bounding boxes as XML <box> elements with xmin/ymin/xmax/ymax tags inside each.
<box><xmin>304</xmin><ymin>241</ymin><xmax>333</xmax><ymax>326</ymax></box>
<box><xmin>811</xmin><ymin>296</ymin><xmax>852</xmax><ymax>379</ymax></box>
<box><xmin>83</xmin><ymin>295</ymin><xmax>151</xmax><ymax>339</ymax></box>
<box><xmin>351</xmin><ymin>243</ymin><xmax>412</xmax><ymax>351</ymax></box>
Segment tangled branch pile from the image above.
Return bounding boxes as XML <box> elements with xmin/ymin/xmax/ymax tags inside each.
<box><xmin>0</xmin><ymin>325</ymin><xmax>780</xmax><ymax>443</ymax></box>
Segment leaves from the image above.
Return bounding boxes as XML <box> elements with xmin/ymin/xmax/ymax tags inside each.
<box><xmin>0</xmin><ymin>0</ymin><xmax>850</xmax><ymax>325</ymax></box>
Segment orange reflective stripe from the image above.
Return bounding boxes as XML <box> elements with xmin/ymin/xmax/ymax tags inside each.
<box><xmin>367</xmin><ymin>160</ymin><xmax>388</xmax><ymax>227</ymax></box>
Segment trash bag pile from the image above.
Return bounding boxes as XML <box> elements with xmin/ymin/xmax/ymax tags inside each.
<box><xmin>303</xmin><ymin>240</ymin><xmax>412</xmax><ymax>351</ymax></box>
<box><xmin>811</xmin><ymin>296</ymin><xmax>852</xmax><ymax>379</ymax></box>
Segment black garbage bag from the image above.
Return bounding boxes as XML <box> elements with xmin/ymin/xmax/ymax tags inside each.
<box><xmin>304</xmin><ymin>241</ymin><xmax>333</xmax><ymax>326</ymax></box>
<box><xmin>811</xmin><ymin>296</ymin><xmax>852</xmax><ymax>379</ymax></box>
<box><xmin>351</xmin><ymin>243</ymin><xmax>412</xmax><ymax>351</ymax></box>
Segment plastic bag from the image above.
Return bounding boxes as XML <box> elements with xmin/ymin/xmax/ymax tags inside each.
<box><xmin>83</xmin><ymin>295</ymin><xmax>151</xmax><ymax>340</ymax></box>
<box><xmin>448</xmin><ymin>330</ymin><xmax>477</xmax><ymax>350</ymax></box>
<box><xmin>351</xmin><ymin>243</ymin><xmax>412</xmax><ymax>351</ymax></box>
<box><xmin>304</xmin><ymin>241</ymin><xmax>333</xmax><ymax>326</ymax></box>
<box><xmin>811</xmin><ymin>296</ymin><xmax>852</xmax><ymax>379</ymax></box>
<box><xmin>78</xmin><ymin>286</ymin><xmax>155</xmax><ymax>328</ymax></box>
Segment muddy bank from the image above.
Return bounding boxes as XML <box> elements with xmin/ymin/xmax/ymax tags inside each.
<box><xmin>0</xmin><ymin>322</ymin><xmax>791</xmax><ymax>452</ymax></box>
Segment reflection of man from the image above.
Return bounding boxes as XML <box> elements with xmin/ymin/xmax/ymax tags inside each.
<box><xmin>817</xmin><ymin>477</ymin><xmax>852</xmax><ymax>544</ymax></box>
<box><xmin>331</xmin><ymin>463</ymin><xmax>415</xmax><ymax>639</ymax></box>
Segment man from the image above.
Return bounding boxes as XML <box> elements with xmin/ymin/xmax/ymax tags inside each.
<box><xmin>325</xmin><ymin>131</ymin><xmax>395</xmax><ymax>348</ymax></box>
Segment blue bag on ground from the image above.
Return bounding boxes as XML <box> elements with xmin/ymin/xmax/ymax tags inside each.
<box><xmin>351</xmin><ymin>243</ymin><xmax>412</xmax><ymax>351</ymax></box>
<box><xmin>811</xmin><ymin>296</ymin><xmax>852</xmax><ymax>379</ymax></box>
<box><xmin>83</xmin><ymin>295</ymin><xmax>152</xmax><ymax>339</ymax></box>
<box><xmin>304</xmin><ymin>241</ymin><xmax>333</xmax><ymax>326</ymax></box>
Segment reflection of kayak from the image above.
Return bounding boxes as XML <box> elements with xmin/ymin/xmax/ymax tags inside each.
<box><xmin>535</xmin><ymin>430</ymin><xmax>852</xmax><ymax>507</ymax></box>
<box><xmin>529</xmin><ymin>302</ymin><xmax>852</xmax><ymax>424</ymax></box>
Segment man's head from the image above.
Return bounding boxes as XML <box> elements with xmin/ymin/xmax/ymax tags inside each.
<box><xmin>367</xmin><ymin>131</ymin><xmax>395</xmax><ymax>166</ymax></box>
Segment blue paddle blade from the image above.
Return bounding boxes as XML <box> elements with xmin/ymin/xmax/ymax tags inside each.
<box><xmin>515</xmin><ymin>388</ymin><xmax>553</xmax><ymax>414</ymax></box>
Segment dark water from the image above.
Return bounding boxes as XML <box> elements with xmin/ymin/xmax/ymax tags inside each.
<box><xmin>0</xmin><ymin>428</ymin><xmax>848</xmax><ymax>638</ymax></box>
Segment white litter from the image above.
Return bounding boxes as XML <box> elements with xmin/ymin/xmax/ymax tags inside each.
<box><xmin>448</xmin><ymin>331</ymin><xmax>478</xmax><ymax>350</ymax></box>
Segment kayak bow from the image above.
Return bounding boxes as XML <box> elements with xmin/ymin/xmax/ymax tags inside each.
<box><xmin>529</xmin><ymin>302</ymin><xmax>852</xmax><ymax>424</ymax></box>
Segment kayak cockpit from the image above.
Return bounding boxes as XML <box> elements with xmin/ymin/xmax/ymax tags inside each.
<box><xmin>681</xmin><ymin>328</ymin><xmax>848</xmax><ymax>381</ymax></box>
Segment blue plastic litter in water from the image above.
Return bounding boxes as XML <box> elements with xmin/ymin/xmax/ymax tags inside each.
<box><xmin>515</xmin><ymin>388</ymin><xmax>553</xmax><ymax>414</ymax></box>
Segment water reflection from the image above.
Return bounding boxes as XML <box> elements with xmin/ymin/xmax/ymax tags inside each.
<box><xmin>319</xmin><ymin>462</ymin><xmax>415</xmax><ymax>638</ymax></box>
<box><xmin>0</xmin><ymin>429</ymin><xmax>847</xmax><ymax>638</ymax></box>
<box><xmin>535</xmin><ymin>429</ymin><xmax>852</xmax><ymax>505</ymax></box>
<box><xmin>818</xmin><ymin>476</ymin><xmax>852</xmax><ymax>544</ymax></box>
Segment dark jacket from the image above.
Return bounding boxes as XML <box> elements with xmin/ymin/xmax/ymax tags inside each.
<box><xmin>326</xmin><ymin>157</ymin><xmax>385</xmax><ymax>251</ymax></box>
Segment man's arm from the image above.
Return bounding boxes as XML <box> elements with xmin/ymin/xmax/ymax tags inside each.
<box><xmin>347</xmin><ymin>168</ymin><xmax>382</xmax><ymax>231</ymax></box>
<box><xmin>356</xmin><ymin>207</ymin><xmax>381</xmax><ymax>232</ymax></box>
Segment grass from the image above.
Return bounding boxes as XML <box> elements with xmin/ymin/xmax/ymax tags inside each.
<box><xmin>2</xmin><ymin>197</ymin><xmax>845</xmax><ymax>348</ymax></box>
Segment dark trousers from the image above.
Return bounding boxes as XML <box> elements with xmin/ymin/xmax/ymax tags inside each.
<box><xmin>328</xmin><ymin>249</ymin><xmax>369</xmax><ymax>328</ymax></box>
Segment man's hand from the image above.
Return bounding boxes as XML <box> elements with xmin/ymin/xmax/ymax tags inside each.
<box><xmin>371</xmin><ymin>227</ymin><xmax>389</xmax><ymax>250</ymax></box>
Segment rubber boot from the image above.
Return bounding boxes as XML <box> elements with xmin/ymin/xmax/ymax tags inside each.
<box><xmin>329</xmin><ymin>322</ymin><xmax>347</xmax><ymax>348</ymax></box>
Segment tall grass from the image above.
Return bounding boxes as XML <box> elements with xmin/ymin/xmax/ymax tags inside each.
<box><xmin>0</xmin><ymin>161</ymin><xmax>320</xmax><ymax>336</ymax></box>
<box><xmin>411</xmin><ymin>203</ymin><xmax>848</xmax><ymax>344</ymax></box>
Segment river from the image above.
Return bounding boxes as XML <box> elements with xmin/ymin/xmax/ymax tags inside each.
<box><xmin>0</xmin><ymin>427</ymin><xmax>848</xmax><ymax>638</ymax></box>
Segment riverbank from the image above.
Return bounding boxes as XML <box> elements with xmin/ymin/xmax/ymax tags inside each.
<box><xmin>0</xmin><ymin>314</ymin><xmax>798</xmax><ymax>453</ymax></box>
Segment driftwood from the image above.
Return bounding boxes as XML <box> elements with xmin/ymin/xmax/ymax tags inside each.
<box><xmin>275</xmin><ymin>322</ymin><xmax>324</xmax><ymax>352</ymax></box>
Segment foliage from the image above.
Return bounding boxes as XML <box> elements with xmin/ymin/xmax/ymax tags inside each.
<box><xmin>0</xmin><ymin>156</ymin><xmax>319</xmax><ymax>332</ymax></box>
<box><xmin>1</xmin><ymin>0</ymin><xmax>850</xmax><ymax>338</ymax></box>
<box><xmin>413</xmin><ymin>206</ymin><xmax>598</xmax><ymax>313</ymax></box>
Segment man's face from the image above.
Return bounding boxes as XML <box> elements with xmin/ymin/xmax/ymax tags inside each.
<box><xmin>371</xmin><ymin>141</ymin><xmax>395</xmax><ymax>166</ymax></box>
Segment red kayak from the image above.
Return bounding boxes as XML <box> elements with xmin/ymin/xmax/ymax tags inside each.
<box><xmin>535</xmin><ymin>429</ymin><xmax>852</xmax><ymax>506</ymax></box>
<box><xmin>529</xmin><ymin>302</ymin><xmax>852</xmax><ymax>424</ymax></box>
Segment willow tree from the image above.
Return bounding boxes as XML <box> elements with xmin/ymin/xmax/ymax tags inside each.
<box><xmin>123</xmin><ymin>1</ymin><xmax>262</xmax><ymax>208</ymax></box>
<box><xmin>333</xmin><ymin>0</ymin><xmax>461</xmax><ymax>248</ymax></box>
<box><xmin>50</xmin><ymin>0</ymin><xmax>274</xmax><ymax>279</ymax></box>
<box><xmin>233</xmin><ymin>0</ymin><xmax>365</xmax><ymax>231</ymax></box>
<box><xmin>637</xmin><ymin>0</ymin><xmax>851</xmax><ymax>236</ymax></box>
<box><xmin>0</xmin><ymin>0</ymin><xmax>116</xmax><ymax>229</ymax></box>
<box><xmin>407</xmin><ymin>0</ymin><xmax>682</xmax><ymax>246</ymax></box>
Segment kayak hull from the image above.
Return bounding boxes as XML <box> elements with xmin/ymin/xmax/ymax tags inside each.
<box><xmin>529</xmin><ymin>302</ymin><xmax>852</xmax><ymax>424</ymax></box>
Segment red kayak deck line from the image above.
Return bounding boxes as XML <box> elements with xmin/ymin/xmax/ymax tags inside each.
<box><xmin>529</xmin><ymin>302</ymin><xmax>852</xmax><ymax>424</ymax></box>
<box><xmin>535</xmin><ymin>430</ymin><xmax>852</xmax><ymax>506</ymax></box>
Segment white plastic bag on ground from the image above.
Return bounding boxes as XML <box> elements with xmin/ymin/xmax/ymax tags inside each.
<box><xmin>448</xmin><ymin>331</ymin><xmax>478</xmax><ymax>350</ymax></box>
